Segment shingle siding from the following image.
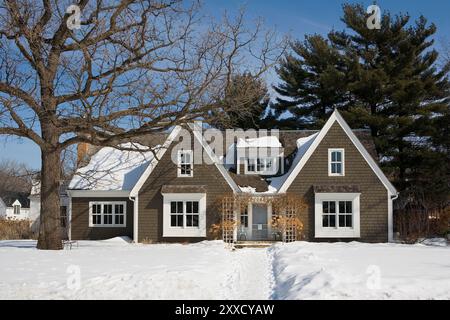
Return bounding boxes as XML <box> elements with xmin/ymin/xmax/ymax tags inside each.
<box><xmin>71</xmin><ymin>197</ymin><xmax>133</xmax><ymax>240</ymax></box>
<box><xmin>286</xmin><ymin>122</ymin><xmax>388</xmax><ymax>242</ymax></box>
<box><xmin>137</xmin><ymin>132</ymin><xmax>233</xmax><ymax>242</ymax></box>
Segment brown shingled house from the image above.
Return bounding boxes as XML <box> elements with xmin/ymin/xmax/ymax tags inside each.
<box><xmin>67</xmin><ymin>110</ymin><xmax>398</xmax><ymax>243</ymax></box>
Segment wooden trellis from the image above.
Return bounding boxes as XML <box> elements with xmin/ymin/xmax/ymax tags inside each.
<box><xmin>219</xmin><ymin>193</ymin><xmax>307</xmax><ymax>243</ymax></box>
<box><xmin>284</xmin><ymin>204</ymin><xmax>297</xmax><ymax>243</ymax></box>
<box><xmin>222</xmin><ymin>196</ymin><xmax>236</xmax><ymax>244</ymax></box>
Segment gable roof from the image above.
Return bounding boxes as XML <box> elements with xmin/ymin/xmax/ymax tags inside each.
<box><xmin>130</xmin><ymin>125</ymin><xmax>239</xmax><ymax>197</ymax></box>
<box><xmin>277</xmin><ymin>109</ymin><xmax>397</xmax><ymax>195</ymax></box>
<box><xmin>0</xmin><ymin>192</ymin><xmax>30</xmax><ymax>208</ymax></box>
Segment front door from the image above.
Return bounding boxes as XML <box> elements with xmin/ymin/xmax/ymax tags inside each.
<box><xmin>252</xmin><ymin>204</ymin><xmax>268</xmax><ymax>240</ymax></box>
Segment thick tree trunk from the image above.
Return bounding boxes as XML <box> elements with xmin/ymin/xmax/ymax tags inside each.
<box><xmin>37</xmin><ymin>124</ymin><xmax>63</xmax><ymax>250</ymax></box>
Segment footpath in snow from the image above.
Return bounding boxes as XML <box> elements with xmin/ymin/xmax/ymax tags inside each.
<box><xmin>0</xmin><ymin>238</ymin><xmax>448</xmax><ymax>299</ymax></box>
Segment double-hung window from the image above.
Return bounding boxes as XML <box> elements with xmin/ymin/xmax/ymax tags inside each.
<box><xmin>169</xmin><ymin>200</ymin><xmax>200</xmax><ymax>228</ymax></box>
<box><xmin>246</xmin><ymin>158</ymin><xmax>276</xmax><ymax>174</ymax></box>
<box><xmin>13</xmin><ymin>204</ymin><xmax>21</xmax><ymax>215</ymax></box>
<box><xmin>163</xmin><ymin>194</ymin><xmax>206</xmax><ymax>237</ymax></box>
<box><xmin>89</xmin><ymin>202</ymin><xmax>126</xmax><ymax>227</ymax></box>
<box><xmin>240</xmin><ymin>206</ymin><xmax>249</xmax><ymax>228</ymax></box>
<box><xmin>315</xmin><ymin>193</ymin><xmax>360</xmax><ymax>238</ymax></box>
<box><xmin>178</xmin><ymin>150</ymin><xmax>193</xmax><ymax>177</ymax></box>
<box><xmin>328</xmin><ymin>149</ymin><xmax>344</xmax><ymax>176</ymax></box>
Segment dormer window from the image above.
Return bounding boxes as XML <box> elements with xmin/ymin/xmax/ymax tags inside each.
<box><xmin>245</xmin><ymin>158</ymin><xmax>276</xmax><ymax>175</ymax></box>
<box><xmin>13</xmin><ymin>204</ymin><xmax>21</xmax><ymax>215</ymax></box>
<box><xmin>329</xmin><ymin>149</ymin><xmax>344</xmax><ymax>176</ymax></box>
<box><xmin>178</xmin><ymin>150</ymin><xmax>193</xmax><ymax>177</ymax></box>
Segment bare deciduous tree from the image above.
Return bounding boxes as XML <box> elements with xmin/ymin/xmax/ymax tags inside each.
<box><xmin>0</xmin><ymin>0</ymin><xmax>286</xmax><ymax>249</ymax></box>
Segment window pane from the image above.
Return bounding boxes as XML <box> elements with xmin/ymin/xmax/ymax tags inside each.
<box><xmin>115</xmin><ymin>215</ymin><xmax>124</xmax><ymax>225</ymax></box>
<box><xmin>171</xmin><ymin>202</ymin><xmax>176</xmax><ymax>213</ymax></box>
<box><xmin>93</xmin><ymin>204</ymin><xmax>101</xmax><ymax>214</ymax></box>
<box><xmin>329</xmin><ymin>215</ymin><xmax>336</xmax><ymax>227</ymax></box>
<box><xmin>177</xmin><ymin>201</ymin><xmax>183</xmax><ymax>213</ymax></box>
<box><xmin>177</xmin><ymin>215</ymin><xmax>183</xmax><ymax>226</ymax></box>
<box><xmin>322</xmin><ymin>215</ymin><xmax>329</xmax><ymax>227</ymax></box>
<box><xmin>331</xmin><ymin>163</ymin><xmax>337</xmax><ymax>173</ymax></box>
<box><xmin>171</xmin><ymin>215</ymin><xmax>177</xmax><ymax>227</ymax></box>
<box><xmin>339</xmin><ymin>215</ymin><xmax>345</xmax><ymax>227</ymax></box>
<box><xmin>104</xmin><ymin>204</ymin><xmax>112</xmax><ymax>214</ymax></box>
<box><xmin>329</xmin><ymin>201</ymin><xmax>336</xmax><ymax>213</ymax></box>
<box><xmin>323</xmin><ymin>201</ymin><xmax>329</xmax><ymax>214</ymax></box>
<box><xmin>104</xmin><ymin>215</ymin><xmax>112</xmax><ymax>224</ymax></box>
<box><xmin>186</xmin><ymin>214</ymin><xmax>193</xmax><ymax>227</ymax></box>
<box><xmin>115</xmin><ymin>204</ymin><xmax>124</xmax><ymax>214</ymax></box>
<box><xmin>186</xmin><ymin>201</ymin><xmax>192</xmax><ymax>213</ymax></box>
<box><xmin>193</xmin><ymin>201</ymin><xmax>199</xmax><ymax>213</ymax></box>
<box><xmin>346</xmin><ymin>201</ymin><xmax>352</xmax><ymax>213</ymax></box>
<box><xmin>93</xmin><ymin>215</ymin><xmax>101</xmax><ymax>225</ymax></box>
<box><xmin>336</xmin><ymin>151</ymin><xmax>341</xmax><ymax>162</ymax></box>
<box><xmin>339</xmin><ymin>201</ymin><xmax>345</xmax><ymax>213</ymax></box>
<box><xmin>240</xmin><ymin>215</ymin><xmax>248</xmax><ymax>228</ymax></box>
<box><xmin>346</xmin><ymin>215</ymin><xmax>352</xmax><ymax>227</ymax></box>
<box><xmin>192</xmin><ymin>215</ymin><xmax>199</xmax><ymax>227</ymax></box>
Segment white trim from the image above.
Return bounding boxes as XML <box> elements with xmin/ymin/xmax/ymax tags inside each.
<box><xmin>328</xmin><ymin>148</ymin><xmax>345</xmax><ymax>176</ymax></box>
<box><xmin>88</xmin><ymin>201</ymin><xmax>127</xmax><ymax>227</ymax></box>
<box><xmin>68</xmin><ymin>190</ymin><xmax>130</xmax><ymax>198</ymax></box>
<box><xmin>314</xmin><ymin>192</ymin><xmax>361</xmax><ymax>238</ymax></box>
<box><xmin>162</xmin><ymin>193</ymin><xmax>206</xmax><ymax>237</ymax></box>
<box><xmin>129</xmin><ymin>195</ymin><xmax>138</xmax><ymax>243</ymax></box>
<box><xmin>278</xmin><ymin>109</ymin><xmax>397</xmax><ymax>195</ymax></box>
<box><xmin>177</xmin><ymin>149</ymin><xmax>194</xmax><ymax>177</ymax></box>
<box><xmin>130</xmin><ymin>126</ymin><xmax>182</xmax><ymax>197</ymax></box>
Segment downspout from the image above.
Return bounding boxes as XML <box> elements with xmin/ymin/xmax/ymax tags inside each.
<box><xmin>67</xmin><ymin>190</ymin><xmax>72</xmax><ymax>242</ymax></box>
<box><xmin>388</xmin><ymin>192</ymin><xmax>399</xmax><ymax>242</ymax></box>
<box><xmin>129</xmin><ymin>194</ymin><xmax>138</xmax><ymax>243</ymax></box>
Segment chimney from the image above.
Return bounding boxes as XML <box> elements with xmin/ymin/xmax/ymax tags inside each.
<box><xmin>77</xmin><ymin>142</ymin><xmax>90</xmax><ymax>166</ymax></box>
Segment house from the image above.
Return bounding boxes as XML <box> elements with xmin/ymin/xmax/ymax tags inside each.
<box><xmin>0</xmin><ymin>192</ymin><xmax>31</xmax><ymax>220</ymax></box>
<box><xmin>67</xmin><ymin>110</ymin><xmax>398</xmax><ymax>243</ymax></box>
<box><xmin>28</xmin><ymin>180</ymin><xmax>71</xmax><ymax>234</ymax></box>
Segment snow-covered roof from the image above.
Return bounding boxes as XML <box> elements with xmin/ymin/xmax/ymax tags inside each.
<box><xmin>268</xmin><ymin>132</ymin><xmax>319</xmax><ymax>192</ymax></box>
<box><xmin>236</xmin><ymin>136</ymin><xmax>282</xmax><ymax>148</ymax></box>
<box><xmin>69</xmin><ymin>143</ymin><xmax>157</xmax><ymax>191</ymax></box>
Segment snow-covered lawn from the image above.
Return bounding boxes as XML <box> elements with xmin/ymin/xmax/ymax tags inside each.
<box><xmin>269</xmin><ymin>241</ymin><xmax>450</xmax><ymax>300</ymax></box>
<box><xmin>0</xmin><ymin>238</ymin><xmax>448</xmax><ymax>300</ymax></box>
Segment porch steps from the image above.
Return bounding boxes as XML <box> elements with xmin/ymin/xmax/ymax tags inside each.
<box><xmin>234</xmin><ymin>241</ymin><xmax>277</xmax><ymax>249</ymax></box>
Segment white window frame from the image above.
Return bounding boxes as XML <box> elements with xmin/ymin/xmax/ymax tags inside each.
<box><xmin>245</xmin><ymin>157</ymin><xmax>277</xmax><ymax>175</ymax></box>
<box><xmin>13</xmin><ymin>204</ymin><xmax>21</xmax><ymax>215</ymax></box>
<box><xmin>89</xmin><ymin>201</ymin><xmax>127</xmax><ymax>227</ymax></box>
<box><xmin>162</xmin><ymin>193</ymin><xmax>206</xmax><ymax>237</ymax></box>
<box><xmin>314</xmin><ymin>193</ymin><xmax>360</xmax><ymax>238</ymax></box>
<box><xmin>328</xmin><ymin>148</ymin><xmax>345</xmax><ymax>176</ymax></box>
<box><xmin>177</xmin><ymin>150</ymin><xmax>193</xmax><ymax>177</ymax></box>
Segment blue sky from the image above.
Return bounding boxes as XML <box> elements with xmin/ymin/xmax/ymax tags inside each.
<box><xmin>1</xmin><ymin>0</ymin><xmax>449</xmax><ymax>170</ymax></box>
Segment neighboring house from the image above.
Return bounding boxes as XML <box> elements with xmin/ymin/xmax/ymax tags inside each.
<box><xmin>67</xmin><ymin>110</ymin><xmax>398</xmax><ymax>243</ymax></box>
<box><xmin>29</xmin><ymin>180</ymin><xmax>70</xmax><ymax>234</ymax></box>
<box><xmin>0</xmin><ymin>192</ymin><xmax>31</xmax><ymax>220</ymax></box>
